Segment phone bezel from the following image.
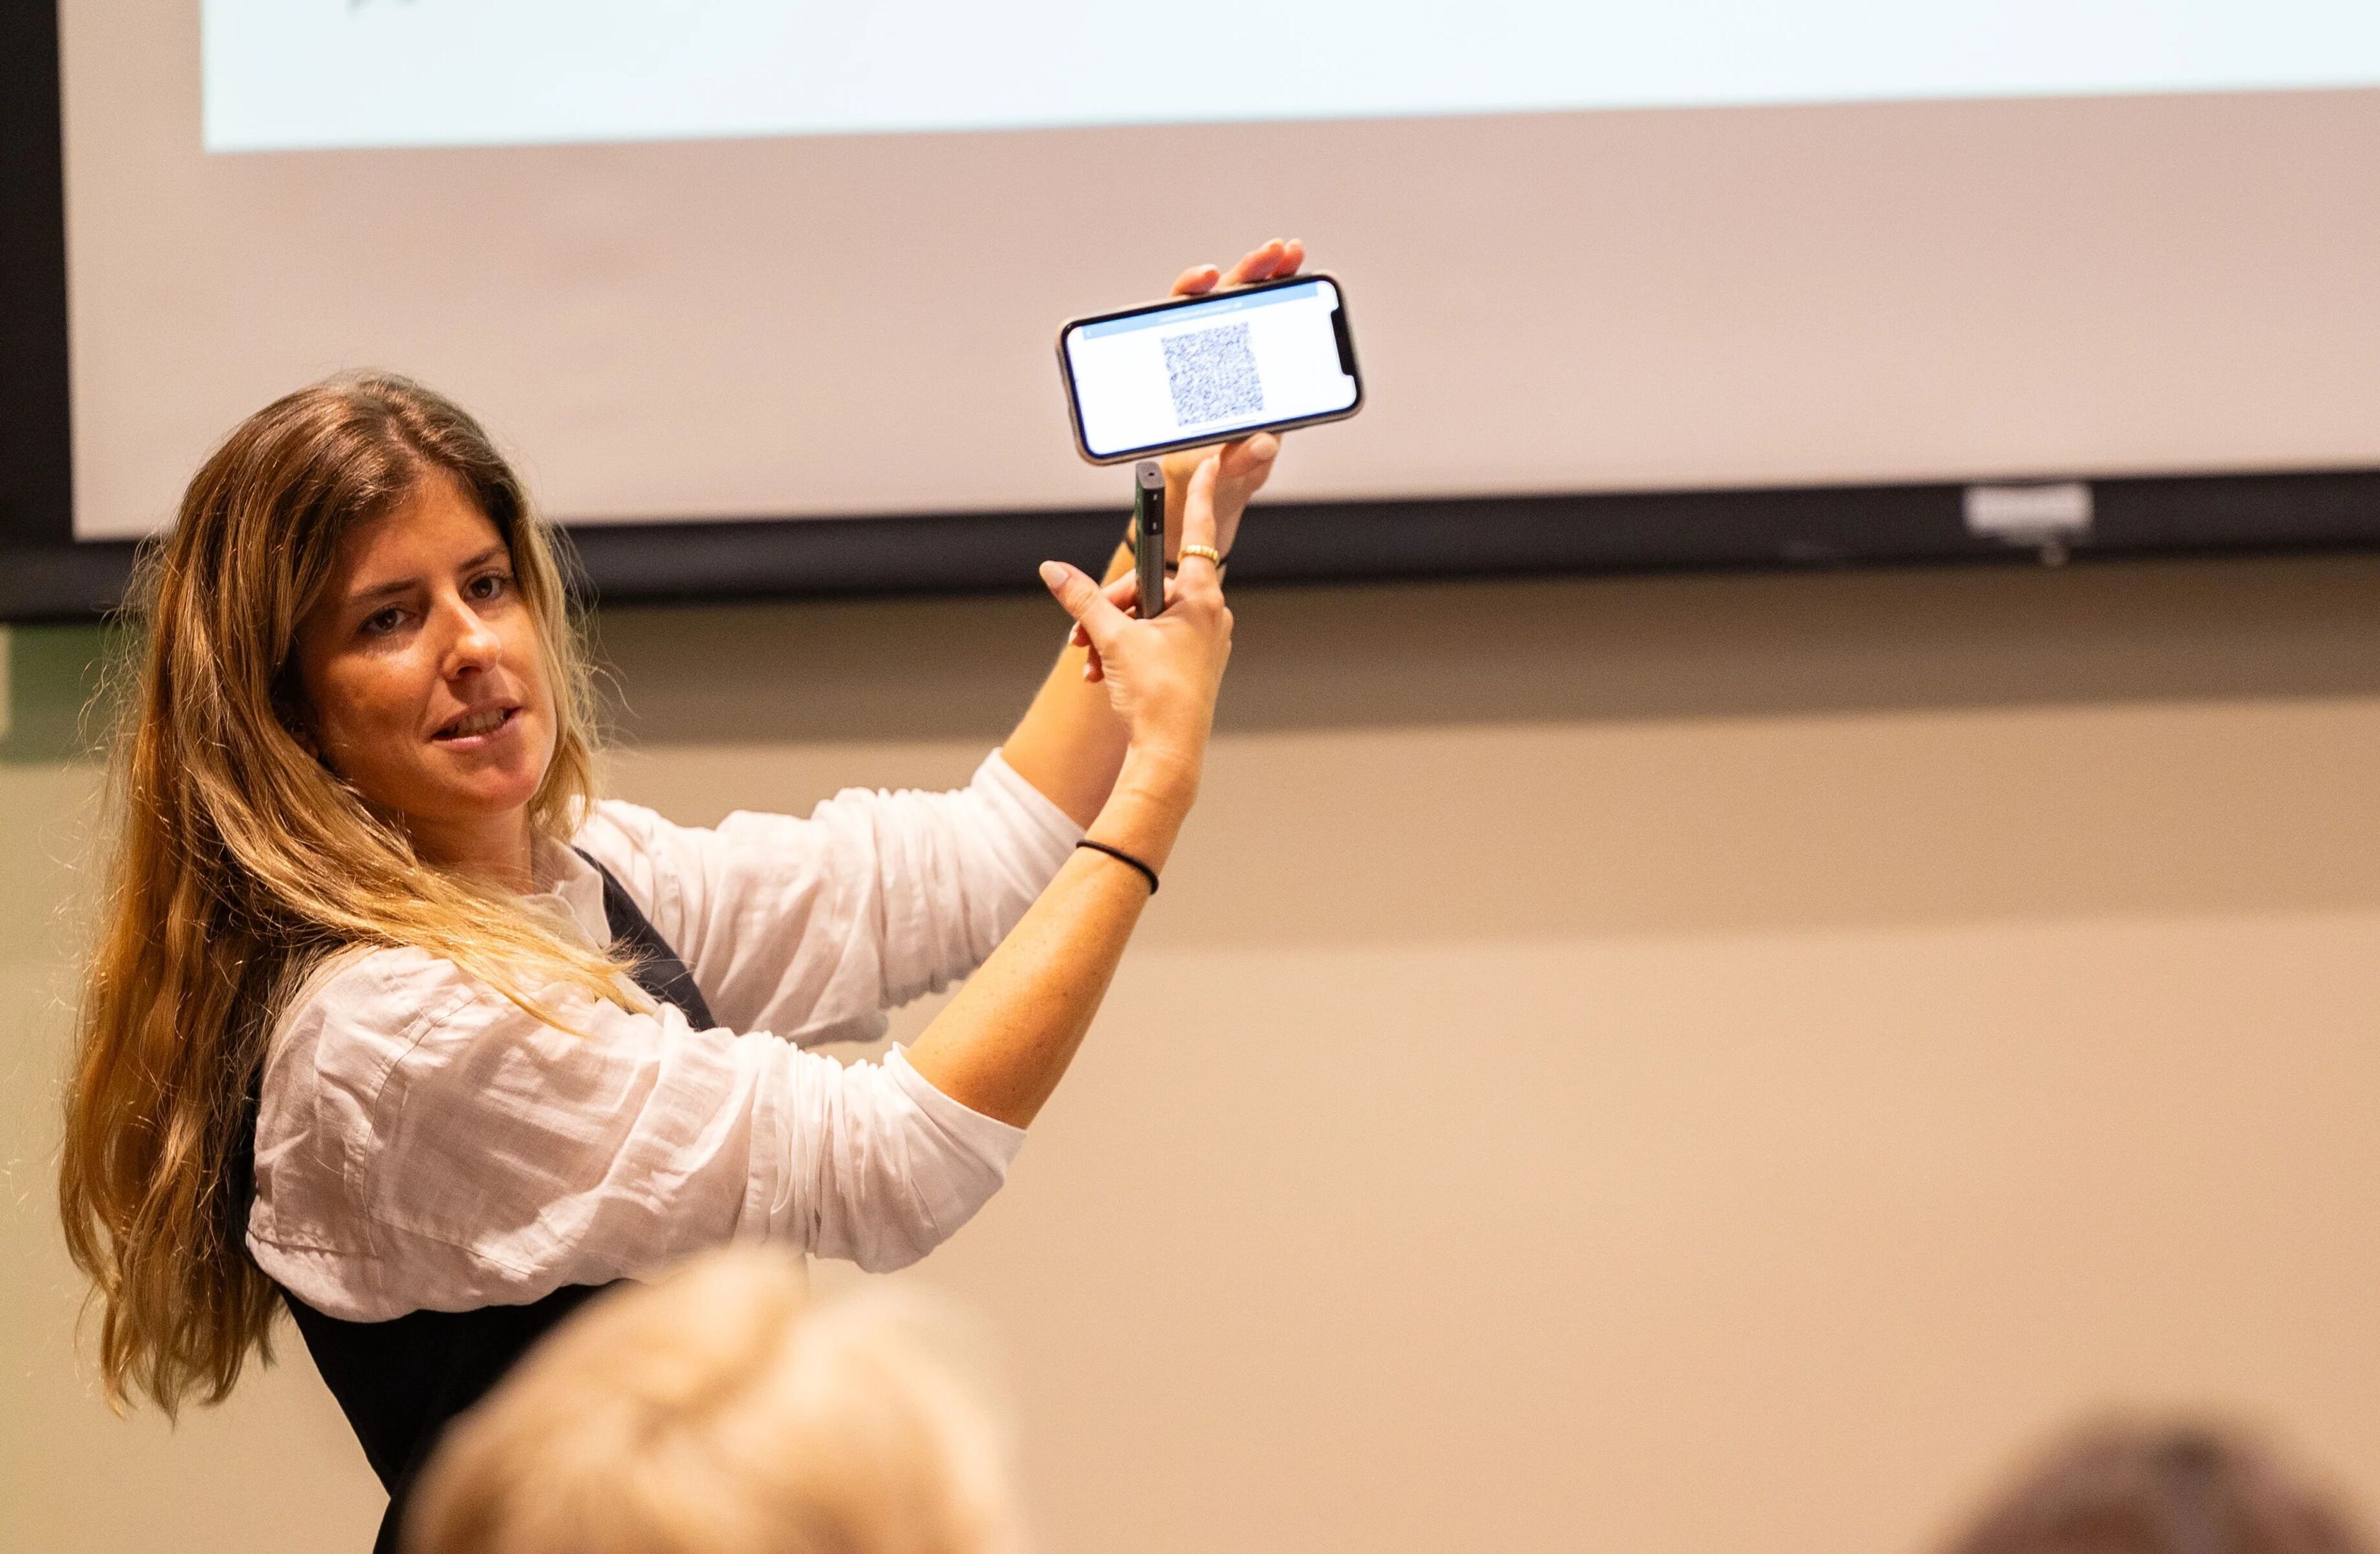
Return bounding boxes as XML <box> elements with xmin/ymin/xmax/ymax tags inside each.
<box><xmin>1055</xmin><ymin>270</ymin><xmax>1364</xmax><ymax>466</ymax></box>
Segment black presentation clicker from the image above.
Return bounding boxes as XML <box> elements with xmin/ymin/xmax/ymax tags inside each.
<box><xmin>1134</xmin><ymin>458</ymin><xmax>1166</xmax><ymax>618</ymax></box>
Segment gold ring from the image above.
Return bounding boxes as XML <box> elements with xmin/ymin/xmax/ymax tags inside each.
<box><xmin>1179</xmin><ymin>544</ymin><xmax>1225</xmax><ymax>567</ymax></box>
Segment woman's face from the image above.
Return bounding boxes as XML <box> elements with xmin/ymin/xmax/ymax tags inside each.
<box><xmin>294</xmin><ymin>472</ymin><xmax>557</xmax><ymax>870</ymax></box>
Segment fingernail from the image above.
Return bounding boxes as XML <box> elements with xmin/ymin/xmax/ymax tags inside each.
<box><xmin>1039</xmin><ymin>561</ymin><xmax>1066</xmax><ymax>586</ymax></box>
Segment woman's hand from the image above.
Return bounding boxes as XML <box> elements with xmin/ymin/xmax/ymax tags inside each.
<box><xmin>914</xmin><ymin>374</ymin><xmax>1253</xmax><ymax>1129</ymax></box>
<box><xmin>1039</xmin><ymin>455</ymin><xmax>1234</xmax><ymax>796</ymax></box>
<box><xmin>1156</xmin><ymin>238</ymin><xmax>1307</xmax><ymax>560</ymax></box>
<box><xmin>914</xmin><ymin>457</ymin><xmax>1234</xmax><ymax>1126</ymax></box>
<box><xmin>993</xmin><ymin>239</ymin><xmax>1294</xmax><ymax>832</ymax></box>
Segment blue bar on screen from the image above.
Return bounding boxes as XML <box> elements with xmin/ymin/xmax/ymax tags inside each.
<box><xmin>1075</xmin><ymin>281</ymin><xmax>1331</xmax><ymax>340</ymax></box>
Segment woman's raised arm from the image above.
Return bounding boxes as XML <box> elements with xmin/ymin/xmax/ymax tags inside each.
<box><xmin>907</xmin><ymin>456</ymin><xmax>1237</xmax><ymax>1126</ymax></box>
<box><xmin>998</xmin><ymin>238</ymin><xmax>1302</xmax><ymax>826</ymax></box>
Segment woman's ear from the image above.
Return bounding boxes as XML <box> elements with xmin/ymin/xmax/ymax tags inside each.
<box><xmin>284</xmin><ymin>714</ymin><xmax>329</xmax><ymax>767</ymax></box>
<box><xmin>271</xmin><ymin>665</ymin><xmax>328</xmax><ymax>764</ymax></box>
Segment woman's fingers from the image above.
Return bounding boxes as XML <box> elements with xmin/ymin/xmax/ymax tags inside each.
<box><xmin>1226</xmin><ymin>237</ymin><xmax>1303</xmax><ymax>285</ymax></box>
<box><xmin>1176</xmin><ymin>240</ymin><xmax>1305</xmax><ymax>303</ymax></box>
<box><xmin>1040</xmin><ymin>560</ymin><xmax>1132</xmax><ymax>655</ymax></box>
<box><xmin>1068</xmin><ymin>573</ymin><xmax>1145</xmax><ymax>651</ymax></box>
<box><xmin>1076</xmin><ymin>572</ymin><xmax>1135</xmax><ymax>629</ymax></box>
<box><xmin>1175</xmin><ymin>456</ymin><xmax>1225</xmax><ymax>591</ymax></box>
<box><xmin>1221</xmin><ymin>239</ymin><xmax>1286</xmax><ymax>287</ymax></box>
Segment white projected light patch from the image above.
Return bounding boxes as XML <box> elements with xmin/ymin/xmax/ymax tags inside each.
<box><xmin>203</xmin><ymin>1</ymin><xmax>2380</xmax><ymax>152</ymax></box>
<box><xmin>1067</xmin><ymin>282</ymin><xmax>1357</xmax><ymax>461</ymax></box>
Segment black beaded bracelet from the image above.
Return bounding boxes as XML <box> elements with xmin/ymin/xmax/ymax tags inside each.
<box><xmin>1076</xmin><ymin>838</ymin><xmax>1160</xmax><ymax>895</ymax></box>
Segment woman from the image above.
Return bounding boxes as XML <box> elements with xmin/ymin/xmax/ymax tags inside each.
<box><xmin>59</xmin><ymin>241</ymin><xmax>1303</xmax><ymax>1551</ymax></box>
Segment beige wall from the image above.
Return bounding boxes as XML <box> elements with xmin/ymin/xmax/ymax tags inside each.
<box><xmin>9</xmin><ymin>554</ymin><xmax>2380</xmax><ymax>1552</ymax></box>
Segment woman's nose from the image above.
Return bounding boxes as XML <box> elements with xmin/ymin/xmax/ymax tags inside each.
<box><xmin>441</xmin><ymin>599</ymin><xmax>503</xmax><ymax>673</ymax></box>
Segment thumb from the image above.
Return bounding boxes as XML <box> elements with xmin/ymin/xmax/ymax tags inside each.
<box><xmin>1219</xmin><ymin>431</ymin><xmax>1280</xmax><ymax>481</ymax></box>
<box><xmin>1040</xmin><ymin>560</ymin><xmax>1131</xmax><ymax>652</ymax></box>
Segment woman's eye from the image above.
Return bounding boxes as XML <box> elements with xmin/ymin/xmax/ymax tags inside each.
<box><xmin>361</xmin><ymin>607</ymin><xmax>406</xmax><ymax>637</ymax></box>
<box><xmin>469</xmin><ymin>572</ymin><xmax>513</xmax><ymax>601</ymax></box>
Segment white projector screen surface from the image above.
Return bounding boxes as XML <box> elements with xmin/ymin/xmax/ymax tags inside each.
<box><xmin>61</xmin><ymin>0</ymin><xmax>2380</xmax><ymax>541</ymax></box>
<box><xmin>203</xmin><ymin>0</ymin><xmax>2380</xmax><ymax>152</ymax></box>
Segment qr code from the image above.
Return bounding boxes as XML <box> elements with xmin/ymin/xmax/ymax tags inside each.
<box><xmin>1163</xmin><ymin>322</ymin><xmax>1265</xmax><ymax>428</ymax></box>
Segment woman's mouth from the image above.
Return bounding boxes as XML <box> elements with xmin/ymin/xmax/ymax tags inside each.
<box><xmin>433</xmin><ymin>705</ymin><xmax>519</xmax><ymax>743</ymax></box>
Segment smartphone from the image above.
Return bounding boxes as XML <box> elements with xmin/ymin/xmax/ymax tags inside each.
<box><xmin>1057</xmin><ymin>272</ymin><xmax>1363</xmax><ymax>464</ymax></box>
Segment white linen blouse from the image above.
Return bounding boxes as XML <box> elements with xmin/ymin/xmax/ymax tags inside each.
<box><xmin>245</xmin><ymin>751</ymin><xmax>1083</xmax><ymax>1323</ymax></box>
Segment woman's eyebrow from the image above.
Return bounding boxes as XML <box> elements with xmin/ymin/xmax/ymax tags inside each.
<box><xmin>348</xmin><ymin>575</ymin><xmax>421</xmax><ymax>607</ymax></box>
<box><xmin>346</xmin><ymin>547</ymin><xmax>507</xmax><ymax>607</ymax></box>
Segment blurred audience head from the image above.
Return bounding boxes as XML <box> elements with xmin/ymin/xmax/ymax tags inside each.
<box><xmin>404</xmin><ymin>1248</ymin><xmax>1022</xmax><ymax>1554</ymax></box>
<box><xmin>1944</xmin><ymin>1419</ymin><xmax>2373</xmax><ymax>1554</ymax></box>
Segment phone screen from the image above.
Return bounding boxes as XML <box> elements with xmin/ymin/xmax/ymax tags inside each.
<box><xmin>1064</xmin><ymin>277</ymin><xmax>1359</xmax><ymax>461</ymax></box>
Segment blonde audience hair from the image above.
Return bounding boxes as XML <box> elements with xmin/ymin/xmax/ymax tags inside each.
<box><xmin>403</xmin><ymin>1248</ymin><xmax>1025</xmax><ymax>1554</ymax></box>
<box><xmin>58</xmin><ymin>373</ymin><xmax>625</xmax><ymax>1416</ymax></box>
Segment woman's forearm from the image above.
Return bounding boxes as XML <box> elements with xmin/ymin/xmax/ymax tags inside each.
<box><xmin>998</xmin><ymin>541</ymin><xmax>1137</xmax><ymax>828</ymax></box>
<box><xmin>937</xmin><ymin>449</ymin><xmax>1233</xmax><ymax>1128</ymax></box>
<box><xmin>902</xmin><ymin>754</ymin><xmax>1192</xmax><ymax>1127</ymax></box>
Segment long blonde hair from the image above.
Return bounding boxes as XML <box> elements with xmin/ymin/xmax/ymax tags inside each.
<box><xmin>58</xmin><ymin>373</ymin><xmax>624</xmax><ymax>1415</ymax></box>
<box><xmin>405</xmin><ymin>1249</ymin><xmax>1023</xmax><ymax>1554</ymax></box>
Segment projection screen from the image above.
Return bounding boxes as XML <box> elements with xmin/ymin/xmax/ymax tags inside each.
<box><xmin>17</xmin><ymin>0</ymin><xmax>2380</xmax><ymax>603</ymax></box>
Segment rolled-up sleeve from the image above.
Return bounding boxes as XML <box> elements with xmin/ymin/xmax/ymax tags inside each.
<box><xmin>575</xmin><ymin>751</ymin><xmax>1082</xmax><ymax>1046</ymax></box>
<box><xmin>780</xmin><ymin>1047</ymin><xmax>1024</xmax><ymax>1271</ymax></box>
<box><xmin>247</xmin><ymin>951</ymin><xmax>1028</xmax><ymax>1322</ymax></box>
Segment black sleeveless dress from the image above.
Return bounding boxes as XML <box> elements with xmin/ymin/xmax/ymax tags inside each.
<box><xmin>235</xmin><ymin>856</ymin><xmax>718</xmax><ymax>1554</ymax></box>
